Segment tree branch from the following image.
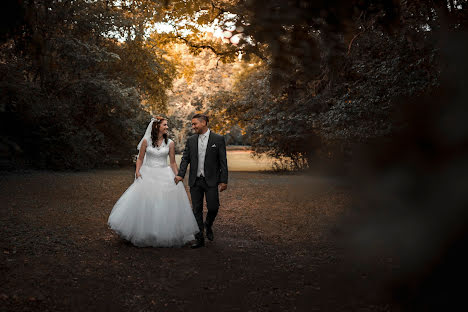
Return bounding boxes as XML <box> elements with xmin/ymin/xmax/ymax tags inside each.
<box><xmin>347</xmin><ymin>30</ymin><xmax>364</xmax><ymax>55</ymax></box>
<box><xmin>171</xmin><ymin>34</ymin><xmax>241</xmax><ymax>57</ymax></box>
<box><xmin>210</xmin><ymin>1</ymin><xmax>227</xmax><ymax>20</ymax></box>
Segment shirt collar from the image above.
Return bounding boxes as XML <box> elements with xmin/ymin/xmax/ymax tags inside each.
<box><xmin>200</xmin><ymin>129</ymin><xmax>210</xmax><ymax>140</ymax></box>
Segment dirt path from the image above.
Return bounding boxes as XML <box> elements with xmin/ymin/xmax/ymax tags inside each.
<box><xmin>0</xmin><ymin>169</ymin><xmax>394</xmax><ymax>311</ymax></box>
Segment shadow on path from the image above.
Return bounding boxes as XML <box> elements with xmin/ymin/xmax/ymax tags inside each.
<box><xmin>0</xmin><ymin>169</ymin><xmax>394</xmax><ymax>311</ymax></box>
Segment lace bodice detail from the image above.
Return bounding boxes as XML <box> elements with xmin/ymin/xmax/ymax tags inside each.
<box><xmin>143</xmin><ymin>139</ymin><xmax>171</xmax><ymax>168</ymax></box>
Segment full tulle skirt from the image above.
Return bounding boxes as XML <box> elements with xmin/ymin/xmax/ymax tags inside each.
<box><xmin>107</xmin><ymin>165</ymin><xmax>199</xmax><ymax>247</ymax></box>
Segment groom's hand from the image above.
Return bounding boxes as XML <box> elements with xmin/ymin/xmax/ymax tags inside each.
<box><xmin>219</xmin><ymin>183</ymin><xmax>227</xmax><ymax>192</ymax></box>
<box><xmin>174</xmin><ymin>176</ymin><xmax>183</xmax><ymax>185</ymax></box>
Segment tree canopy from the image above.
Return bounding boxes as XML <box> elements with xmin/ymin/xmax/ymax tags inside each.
<box><xmin>1</xmin><ymin>0</ymin><xmax>175</xmax><ymax>169</ymax></box>
<box><xmin>1</xmin><ymin>0</ymin><xmax>467</xmax><ymax>169</ymax></box>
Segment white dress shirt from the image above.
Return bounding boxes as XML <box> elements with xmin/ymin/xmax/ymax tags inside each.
<box><xmin>197</xmin><ymin>129</ymin><xmax>210</xmax><ymax>177</ymax></box>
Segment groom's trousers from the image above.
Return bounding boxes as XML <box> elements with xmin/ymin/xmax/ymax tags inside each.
<box><xmin>190</xmin><ymin>176</ymin><xmax>219</xmax><ymax>239</ymax></box>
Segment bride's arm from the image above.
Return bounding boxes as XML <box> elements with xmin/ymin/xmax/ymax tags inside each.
<box><xmin>169</xmin><ymin>141</ymin><xmax>178</xmax><ymax>176</ymax></box>
<box><xmin>135</xmin><ymin>139</ymin><xmax>147</xmax><ymax>179</ymax></box>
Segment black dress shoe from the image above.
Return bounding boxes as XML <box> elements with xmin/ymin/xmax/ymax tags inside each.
<box><xmin>205</xmin><ymin>222</ymin><xmax>214</xmax><ymax>241</ymax></box>
<box><xmin>191</xmin><ymin>239</ymin><xmax>205</xmax><ymax>249</ymax></box>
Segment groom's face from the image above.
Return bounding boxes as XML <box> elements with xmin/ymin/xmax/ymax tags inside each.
<box><xmin>191</xmin><ymin>118</ymin><xmax>207</xmax><ymax>134</ymax></box>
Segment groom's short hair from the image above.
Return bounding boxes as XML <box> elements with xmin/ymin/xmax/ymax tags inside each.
<box><xmin>192</xmin><ymin>113</ymin><xmax>209</xmax><ymax>124</ymax></box>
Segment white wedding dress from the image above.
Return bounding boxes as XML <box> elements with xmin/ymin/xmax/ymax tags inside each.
<box><xmin>108</xmin><ymin>138</ymin><xmax>199</xmax><ymax>247</ymax></box>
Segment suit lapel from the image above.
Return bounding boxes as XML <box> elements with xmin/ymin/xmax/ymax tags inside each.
<box><xmin>193</xmin><ymin>134</ymin><xmax>199</xmax><ymax>160</ymax></box>
<box><xmin>193</xmin><ymin>134</ymin><xmax>199</xmax><ymax>176</ymax></box>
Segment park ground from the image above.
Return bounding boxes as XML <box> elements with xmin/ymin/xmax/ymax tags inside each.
<box><xmin>0</xmin><ymin>167</ymin><xmax>398</xmax><ymax>311</ymax></box>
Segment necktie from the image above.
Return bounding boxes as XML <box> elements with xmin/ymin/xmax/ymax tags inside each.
<box><xmin>199</xmin><ymin>135</ymin><xmax>206</xmax><ymax>178</ymax></box>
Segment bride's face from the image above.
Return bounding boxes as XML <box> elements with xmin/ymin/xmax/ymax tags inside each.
<box><xmin>159</xmin><ymin>120</ymin><xmax>169</xmax><ymax>134</ymax></box>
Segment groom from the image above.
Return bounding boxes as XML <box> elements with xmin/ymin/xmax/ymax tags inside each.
<box><xmin>175</xmin><ymin>114</ymin><xmax>228</xmax><ymax>248</ymax></box>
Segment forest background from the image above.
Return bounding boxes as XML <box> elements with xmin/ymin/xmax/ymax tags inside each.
<box><xmin>0</xmin><ymin>0</ymin><xmax>466</xmax><ymax>172</ymax></box>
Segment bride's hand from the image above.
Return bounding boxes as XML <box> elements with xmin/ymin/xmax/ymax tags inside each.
<box><xmin>135</xmin><ymin>172</ymin><xmax>142</xmax><ymax>179</ymax></box>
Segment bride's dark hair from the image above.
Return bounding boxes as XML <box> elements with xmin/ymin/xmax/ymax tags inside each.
<box><xmin>151</xmin><ymin>116</ymin><xmax>168</xmax><ymax>147</ymax></box>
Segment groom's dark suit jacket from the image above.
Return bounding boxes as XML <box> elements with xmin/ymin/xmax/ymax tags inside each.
<box><xmin>177</xmin><ymin>131</ymin><xmax>228</xmax><ymax>187</ymax></box>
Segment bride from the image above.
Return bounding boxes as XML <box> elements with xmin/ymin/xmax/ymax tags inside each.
<box><xmin>108</xmin><ymin>116</ymin><xmax>199</xmax><ymax>247</ymax></box>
